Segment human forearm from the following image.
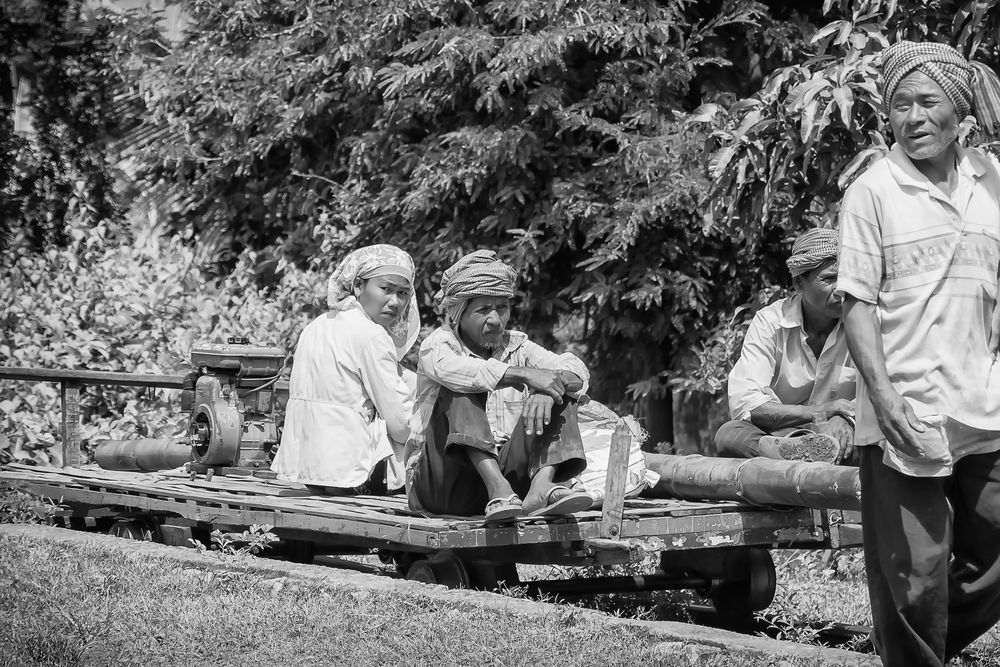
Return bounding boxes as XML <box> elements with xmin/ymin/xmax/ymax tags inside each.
<box><xmin>842</xmin><ymin>296</ymin><xmax>925</xmax><ymax>454</ymax></box>
<box><xmin>749</xmin><ymin>403</ymin><xmax>827</xmax><ymax>431</ymax></box>
<box><xmin>500</xmin><ymin>366</ymin><xmax>571</xmax><ymax>401</ymax></box>
<box><xmin>842</xmin><ymin>298</ymin><xmax>894</xmax><ymax>400</ymax></box>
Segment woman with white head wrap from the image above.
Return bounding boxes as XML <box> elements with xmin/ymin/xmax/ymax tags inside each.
<box><xmin>272</xmin><ymin>244</ymin><xmax>419</xmax><ymax>493</ymax></box>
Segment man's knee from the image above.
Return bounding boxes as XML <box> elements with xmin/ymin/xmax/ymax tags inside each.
<box><xmin>714</xmin><ymin>419</ymin><xmax>764</xmax><ymax>458</ymax></box>
<box><xmin>437</xmin><ymin>387</ymin><xmax>494</xmax><ymax>449</ymax></box>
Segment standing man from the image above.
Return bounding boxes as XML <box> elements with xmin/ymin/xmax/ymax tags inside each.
<box><xmin>715</xmin><ymin>228</ymin><xmax>856</xmax><ymax>464</ymax></box>
<box><xmin>838</xmin><ymin>41</ymin><xmax>1000</xmax><ymax>666</ymax></box>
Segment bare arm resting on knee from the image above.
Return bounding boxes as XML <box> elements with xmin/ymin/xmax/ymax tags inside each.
<box><xmin>749</xmin><ymin>400</ymin><xmax>854</xmax><ymax>432</ymax></box>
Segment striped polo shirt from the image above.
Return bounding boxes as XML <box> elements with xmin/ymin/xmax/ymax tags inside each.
<box><xmin>837</xmin><ymin>143</ymin><xmax>1000</xmax><ymax>476</ymax></box>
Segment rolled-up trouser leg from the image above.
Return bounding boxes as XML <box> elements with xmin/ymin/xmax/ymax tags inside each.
<box><xmin>499</xmin><ymin>398</ymin><xmax>587</xmax><ymax>498</ymax></box>
<box><xmin>411</xmin><ymin>389</ymin><xmax>498</xmax><ymax>516</ymax></box>
<box><xmin>714</xmin><ymin>419</ymin><xmax>769</xmax><ymax>458</ymax></box>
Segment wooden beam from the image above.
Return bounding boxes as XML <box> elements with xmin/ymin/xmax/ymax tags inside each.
<box><xmin>60</xmin><ymin>381</ymin><xmax>81</xmax><ymax>468</ymax></box>
<box><xmin>0</xmin><ymin>366</ymin><xmax>189</xmax><ymax>389</ymax></box>
<box><xmin>600</xmin><ymin>422</ymin><xmax>631</xmax><ymax>539</ymax></box>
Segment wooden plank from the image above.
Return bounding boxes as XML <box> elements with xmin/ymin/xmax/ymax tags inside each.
<box><xmin>599</xmin><ymin>423</ymin><xmax>630</xmax><ymax>539</ymax></box>
<box><xmin>60</xmin><ymin>381</ymin><xmax>82</xmax><ymax>468</ymax></box>
<box><xmin>164</xmin><ymin>476</ymin><xmax>313</xmax><ymax>498</ymax></box>
<box><xmin>0</xmin><ymin>366</ymin><xmax>188</xmax><ymax>389</ymax></box>
<box><xmin>4</xmin><ymin>474</ymin><xmax>830</xmax><ymax>552</ymax></box>
<box><xmin>5</xmin><ymin>471</ymin><xmax>451</xmax><ymax>531</ymax></box>
<box><xmin>0</xmin><ymin>466</ymin><xmax>440</xmax><ymax>528</ymax></box>
<box><xmin>7</xmin><ymin>480</ymin><xmax>424</xmax><ymax>545</ymax></box>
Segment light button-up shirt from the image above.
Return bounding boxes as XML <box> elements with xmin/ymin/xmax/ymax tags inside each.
<box><xmin>727</xmin><ymin>294</ymin><xmax>856</xmax><ymax>421</ymax></box>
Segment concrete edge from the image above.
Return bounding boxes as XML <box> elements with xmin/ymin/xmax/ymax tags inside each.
<box><xmin>0</xmin><ymin>523</ymin><xmax>881</xmax><ymax>666</ymax></box>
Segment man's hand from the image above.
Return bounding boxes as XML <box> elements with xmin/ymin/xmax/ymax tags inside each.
<box><xmin>517</xmin><ymin>368</ymin><xmax>567</xmax><ymax>403</ymax></box>
<box><xmin>522</xmin><ymin>393</ymin><xmax>556</xmax><ymax>436</ymax></box>
<box><xmin>818</xmin><ymin>399</ymin><xmax>855</xmax><ymax>420</ymax></box>
<box><xmin>870</xmin><ymin>388</ymin><xmax>926</xmax><ymax>458</ymax></box>
<box><xmin>827</xmin><ymin>415</ymin><xmax>855</xmax><ymax>464</ymax></box>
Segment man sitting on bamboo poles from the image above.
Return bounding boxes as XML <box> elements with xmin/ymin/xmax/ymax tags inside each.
<box><xmin>714</xmin><ymin>228</ymin><xmax>857</xmax><ymax>464</ymax></box>
<box><xmin>404</xmin><ymin>250</ymin><xmax>597</xmax><ymax>521</ymax></box>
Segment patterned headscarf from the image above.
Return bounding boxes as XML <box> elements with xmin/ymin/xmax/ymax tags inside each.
<box><xmin>434</xmin><ymin>250</ymin><xmax>517</xmax><ymax>324</ymax></box>
<box><xmin>881</xmin><ymin>41</ymin><xmax>1000</xmax><ymax>141</ymax></box>
<box><xmin>327</xmin><ymin>244</ymin><xmax>420</xmax><ymax>360</ymax></box>
<box><xmin>786</xmin><ymin>228</ymin><xmax>838</xmax><ymax>277</ymax></box>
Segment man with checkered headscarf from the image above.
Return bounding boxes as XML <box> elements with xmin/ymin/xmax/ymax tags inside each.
<box><xmin>715</xmin><ymin>228</ymin><xmax>857</xmax><ymax>465</ymax></box>
<box><xmin>403</xmin><ymin>250</ymin><xmax>598</xmax><ymax>521</ymax></box>
<box><xmin>838</xmin><ymin>41</ymin><xmax>1000</xmax><ymax>666</ymax></box>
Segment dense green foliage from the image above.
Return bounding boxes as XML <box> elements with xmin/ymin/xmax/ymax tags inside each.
<box><xmin>0</xmin><ymin>0</ymin><xmax>130</xmax><ymax>250</ymax></box>
<box><xmin>9</xmin><ymin>0</ymin><xmax>1000</xmax><ymax>458</ymax></box>
<box><xmin>0</xmin><ymin>219</ymin><xmax>323</xmax><ymax>465</ymax></box>
<box><xmin>114</xmin><ymin>0</ymin><xmax>830</xmax><ymax>404</ymax></box>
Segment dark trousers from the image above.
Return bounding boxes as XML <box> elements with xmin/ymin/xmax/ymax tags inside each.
<box><xmin>860</xmin><ymin>445</ymin><xmax>1000</xmax><ymax>666</ymax></box>
<box><xmin>306</xmin><ymin>458</ymin><xmax>389</xmax><ymax>496</ymax></box>
<box><xmin>714</xmin><ymin>419</ymin><xmax>769</xmax><ymax>457</ymax></box>
<box><xmin>410</xmin><ymin>388</ymin><xmax>587</xmax><ymax>516</ymax></box>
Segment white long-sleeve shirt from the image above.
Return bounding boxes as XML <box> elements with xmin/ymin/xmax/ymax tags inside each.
<box><xmin>272</xmin><ymin>304</ymin><xmax>413</xmax><ymax>488</ymax></box>
<box><xmin>404</xmin><ymin>325</ymin><xmax>589</xmax><ymax>465</ymax></box>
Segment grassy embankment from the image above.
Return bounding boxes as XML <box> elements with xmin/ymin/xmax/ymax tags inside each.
<box><xmin>0</xmin><ymin>483</ymin><xmax>996</xmax><ymax>667</ymax></box>
<box><xmin>0</xmin><ymin>528</ymin><xmax>862</xmax><ymax>667</ymax></box>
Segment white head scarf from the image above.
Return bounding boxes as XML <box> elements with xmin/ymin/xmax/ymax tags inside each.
<box><xmin>327</xmin><ymin>244</ymin><xmax>420</xmax><ymax>360</ymax></box>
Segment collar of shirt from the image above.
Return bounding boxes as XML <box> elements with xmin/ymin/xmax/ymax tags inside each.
<box><xmin>777</xmin><ymin>293</ymin><xmax>844</xmax><ymax>357</ymax></box>
<box><xmin>886</xmin><ymin>143</ymin><xmax>987</xmax><ymax>196</ymax></box>
<box><xmin>777</xmin><ymin>293</ymin><xmax>805</xmax><ymax>329</ymax></box>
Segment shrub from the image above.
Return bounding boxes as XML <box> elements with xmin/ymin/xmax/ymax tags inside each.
<box><xmin>0</xmin><ymin>220</ymin><xmax>325</xmax><ymax>465</ymax></box>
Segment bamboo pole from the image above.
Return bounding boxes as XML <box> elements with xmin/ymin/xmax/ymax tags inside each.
<box><xmin>94</xmin><ymin>438</ymin><xmax>192</xmax><ymax>472</ymax></box>
<box><xmin>645</xmin><ymin>454</ymin><xmax>861</xmax><ymax>510</ymax></box>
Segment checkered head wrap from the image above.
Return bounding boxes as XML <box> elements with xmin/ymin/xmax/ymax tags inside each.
<box><xmin>435</xmin><ymin>250</ymin><xmax>517</xmax><ymax>324</ymax></box>
<box><xmin>327</xmin><ymin>244</ymin><xmax>420</xmax><ymax>359</ymax></box>
<box><xmin>881</xmin><ymin>41</ymin><xmax>1000</xmax><ymax>141</ymax></box>
<box><xmin>786</xmin><ymin>228</ymin><xmax>839</xmax><ymax>277</ymax></box>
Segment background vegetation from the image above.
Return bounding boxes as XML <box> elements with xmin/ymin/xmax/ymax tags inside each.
<box><xmin>4</xmin><ymin>0</ymin><xmax>1000</xmax><ymax>461</ymax></box>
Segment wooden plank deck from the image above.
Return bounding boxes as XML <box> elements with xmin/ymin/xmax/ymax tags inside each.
<box><xmin>0</xmin><ymin>464</ymin><xmax>827</xmax><ymax>554</ymax></box>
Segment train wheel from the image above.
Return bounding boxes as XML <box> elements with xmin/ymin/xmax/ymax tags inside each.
<box><xmin>404</xmin><ymin>551</ymin><xmax>470</xmax><ymax>589</ymax></box>
<box><xmin>709</xmin><ymin>548</ymin><xmax>776</xmax><ymax>623</ymax></box>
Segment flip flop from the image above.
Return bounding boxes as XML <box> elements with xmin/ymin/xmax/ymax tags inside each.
<box><xmin>528</xmin><ymin>486</ymin><xmax>594</xmax><ymax>517</ymax></box>
<box><xmin>484</xmin><ymin>494</ymin><xmax>523</xmax><ymax>523</ymax></box>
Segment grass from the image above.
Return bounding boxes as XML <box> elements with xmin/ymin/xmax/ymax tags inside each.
<box><xmin>520</xmin><ymin>548</ymin><xmax>1000</xmax><ymax>666</ymax></box>
<box><xmin>1</xmin><ymin>484</ymin><xmax>994</xmax><ymax>666</ymax></box>
<box><xmin>0</xmin><ymin>533</ymin><xmax>859</xmax><ymax>667</ymax></box>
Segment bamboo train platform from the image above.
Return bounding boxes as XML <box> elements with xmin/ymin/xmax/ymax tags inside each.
<box><xmin>0</xmin><ymin>363</ymin><xmax>864</xmax><ymax>622</ymax></box>
<box><xmin>0</xmin><ymin>460</ymin><xmax>863</xmax><ymax>623</ymax></box>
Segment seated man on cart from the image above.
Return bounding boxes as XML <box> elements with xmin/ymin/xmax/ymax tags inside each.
<box><xmin>404</xmin><ymin>250</ymin><xmax>594</xmax><ymax>521</ymax></box>
<box><xmin>714</xmin><ymin>228</ymin><xmax>857</xmax><ymax>464</ymax></box>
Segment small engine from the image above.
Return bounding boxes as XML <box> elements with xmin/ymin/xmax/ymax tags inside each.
<box><xmin>180</xmin><ymin>338</ymin><xmax>285</xmax><ymax>474</ymax></box>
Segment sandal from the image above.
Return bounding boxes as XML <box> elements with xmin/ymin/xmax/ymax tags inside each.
<box><xmin>527</xmin><ymin>485</ymin><xmax>594</xmax><ymax>517</ymax></box>
<box><xmin>484</xmin><ymin>494</ymin><xmax>523</xmax><ymax>523</ymax></box>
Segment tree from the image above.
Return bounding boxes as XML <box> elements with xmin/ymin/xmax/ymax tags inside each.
<box><xmin>683</xmin><ymin>0</ymin><xmax>1000</xmax><ymax>398</ymax></box>
<box><xmin>113</xmin><ymin>0</ymin><xmax>837</xmax><ymax>427</ymax></box>
<box><xmin>0</xmin><ymin>0</ymin><xmax>132</xmax><ymax>250</ymax></box>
